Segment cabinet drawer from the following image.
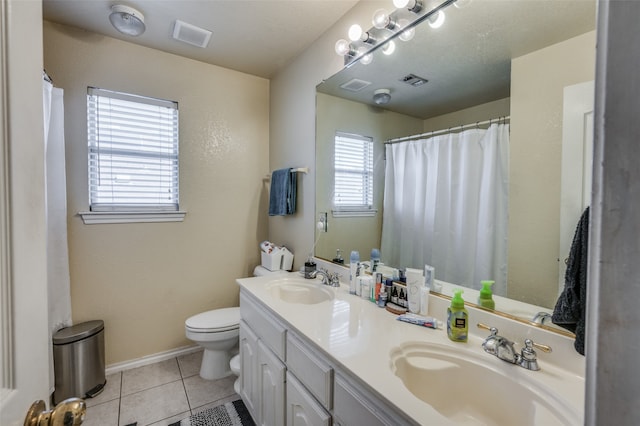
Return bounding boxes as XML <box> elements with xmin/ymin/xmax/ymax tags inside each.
<box><xmin>286</xmin><ymin>372</ymin><xmax>331</xmax><ymax>426</ymax></box>
<box><xmin>287</xmin><ymin>332</ymin><xmax>333</xmax><ymax>409</ymax></box>
<box><xmin>334</xmin><ymin>374</ymin><xmax>403</xmax><ymax>426</ymax></box>
<box><xmin>240</xmin><ymin>291</ymin><xmax>287</xmax><ymax>360</ymax></box>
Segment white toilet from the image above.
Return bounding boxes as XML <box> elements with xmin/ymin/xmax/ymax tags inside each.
<box><xmin>185</xmin><ymin>266</ymin><xmax>286</xmax><ymax>381</ymax></box>
<box><xmin>185</xmin><ymin>307</ymin><xmax>240</xmax><ymax>380</ymax></box>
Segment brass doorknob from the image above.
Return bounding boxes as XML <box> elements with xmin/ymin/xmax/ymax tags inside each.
<box><xmin>24</xmin><ymin>398</ymin><xmax>86</xmax><ymax>426</ymax></box>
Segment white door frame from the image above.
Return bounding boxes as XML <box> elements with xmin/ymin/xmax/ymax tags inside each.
<box><xmin>0</xmin><ymin>1</ymin><xmax>51</xmax><ymax>424</ymax></box>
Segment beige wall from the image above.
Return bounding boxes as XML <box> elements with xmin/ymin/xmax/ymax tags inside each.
<box><xmin>43</xmin><ymin>22</ymin><xmax>269</xmax><ymax>364</ymax></box>
<box><xmin>509</xmin><ymin>31</ymin><xmax>595</xmax><ymax>306</ymax></box>
<box><xmin>314</xmin><ymin>93</ymin><xmax>423</xmax><ymax>261</ymax></box>
<box><xmin>422</xmin><ymin>98</ymin><xmax>510</xmax><ymax>132</ymax></box>
<box><xmin>269</xmin><ymin>1</ymin><xmax>387</xmax><ymax>268</ymax></box>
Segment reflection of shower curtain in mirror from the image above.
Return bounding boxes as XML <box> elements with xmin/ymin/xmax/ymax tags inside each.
<box><xmin>381</xmin><ymin>123</ymin><xmax>509</xmax><ymax>295</ymax></box>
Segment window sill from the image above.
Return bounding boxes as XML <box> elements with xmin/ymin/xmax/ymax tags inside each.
<box><xmin>78</xmin><ymin>211</ymin><xmax>187</xmax><ymax>225</ymax></box>
<box><xmin>331</xmin><ymin>209</ymin><xmax>377</xmax><ymax>218</ymax></box>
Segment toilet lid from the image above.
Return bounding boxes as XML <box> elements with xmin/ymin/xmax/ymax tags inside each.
<box><xmin>185</xmin><ymin>307</ymin><xmax>240</xmax><ymax>331</ymax></box>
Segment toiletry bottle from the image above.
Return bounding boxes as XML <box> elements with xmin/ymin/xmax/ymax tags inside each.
<box><xmin>370</xmin><ymin>248</ymin><xmax>380</xmax><ymax>272</ymax></box>
<box><xmin>333</xmin><ymin>249</ymin><xmax>344</xmax><ymax>264</ymax></box>
<box><xmin>360</xmin><ymin>276</ymin><xmax>371</xmax><ymax>300</ymax></box>
<box><xmin>374</xmin><ymin>273</ymin><xmax>383</xmax><ymax>302</ymax></box>
<box><xmin>399</xmin><ymin>288</ymin><xmax>407</xmax><ymax>308</ymax></box>
<box><xmin>304</xmin><ymin>255</ymin><xmax>316</xmax><ymax>279</ymax></box>
<box><xmin>447</xmin><ymin>290</ymin><xmax>468</xmax><ymax>342</ymax></box>
<box><xmin>391</xmin><ymin>285</ymin><xmax>399</xmax><ymax>304</ymax></box>
<box><xmin>349</xmin><ymin>251</ymin><xmax>360</xmax><ymax>295</ymax></box>
<box><xmin>377</xmin><ymin>284</ymin><xmax>387</xmax><ymax>307</ymax></box>
<box><xmin>478</xmin><ymin>280</ymin><xmax>495</xmax><ymax>310</ymax></box>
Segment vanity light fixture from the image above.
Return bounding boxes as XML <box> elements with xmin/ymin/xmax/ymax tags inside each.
<box><xmin>397</xmin><ymin>19</ymin><xmax>416</xmax><ymax>41</ymax></box>
<box><xmin>109</xmin><ymin>4</ymin><xmax>146</xmax><ymax>37</ymax></box>
<box><xmin>335</xmin><ymin>39</ymin><xmax>354</xmax><ymax>56</ymax></box>
<box><xmin>357</xmin><ymin>47</ymin><xmax>374</xmax><ymax>65</ymax></box>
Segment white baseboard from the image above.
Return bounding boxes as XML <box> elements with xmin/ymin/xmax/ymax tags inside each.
<box><xmin>105</xmin><ymin>345</ymin><xmax>202</xmax><ymax>376</ymax></box>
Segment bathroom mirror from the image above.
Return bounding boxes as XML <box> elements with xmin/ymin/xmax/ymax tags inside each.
<box><xmin>314</xmin><ymin>0</ymin><xmax>596</xmax><ymax>324</ymax></box>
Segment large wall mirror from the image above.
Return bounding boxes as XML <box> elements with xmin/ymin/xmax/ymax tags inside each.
<box><xmin>315</xmin><ymin>0</ymin><xmax>596</xmax><ymax>327</ymax></box>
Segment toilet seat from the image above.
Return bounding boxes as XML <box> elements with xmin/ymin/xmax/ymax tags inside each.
<box><xmin>185</xmin><ymin>307</ymin><xmax>240</xmax><ymax>333</ymax></box>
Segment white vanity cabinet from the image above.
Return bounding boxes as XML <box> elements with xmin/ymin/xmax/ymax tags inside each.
<box><xmin>239</xmin><ymin>293</ymin><xmax>287</xmax><ymax>426</ymax></box>
<box><xmin>239</xmin><ymin>288</ymin><xmax>416</xmax><ymax>426</ymax></box>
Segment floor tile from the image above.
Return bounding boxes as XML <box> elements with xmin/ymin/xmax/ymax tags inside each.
<box><xmin>86</xmin><ymin>372</ymin><xmax>121</xmax><ymax>408</ymax></box>
<box><xmin>184</xmin><ymin>374</ymin><xmax>236</xmax><ymax>410</ymax></box>
<box><xmin>84</xmin><ymin>399</ymin><xmax>119</xmax><ymax>426</ymax></box>
<box><xmin>119</xmin><ymin>380</ymin><xmax>189</xmax><ymax>426</ymax></box>
<box><xmin>147</xmin><ymin>411</ymin><xmax>190</xmax><ymax>426</ymax></box>
<box><xmin>191</xmin><ymin>394</ymin><xmax>240</xmax><ymax>415</ymax></box>
<box><xmin>177</xmin><ymin>350</ymin><xmax>203</xmax><ymax>378</ymax></box>
<box><xmin>121</xmin><ymin>358</ymin><xmax>181</xmax><ymax>396</ymax></box>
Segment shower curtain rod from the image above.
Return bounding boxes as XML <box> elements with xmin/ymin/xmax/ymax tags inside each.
<box><xmin>385</xmin><ymin>116</ymin><xmax>510</xmax><ymax>145</ymax></box>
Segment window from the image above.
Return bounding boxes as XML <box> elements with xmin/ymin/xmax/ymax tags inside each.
<box><xmin>81</xmin><ymin>88</ymin><xmax>184</xmax><ymax>224</ymax></box>
<box><xmin>333</xmin><ymin>132</ymin><xmax>375</xmax><ymax>217</ymax></box>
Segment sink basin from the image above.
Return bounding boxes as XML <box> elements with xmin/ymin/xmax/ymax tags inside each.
<box><xmin>267</xmin><ymin>278</ymin><xmax>334</xmax><ymax>305</ymax></box>
<box><xmin>390</xmin><ymin>342</ymin><xmax>579</xmax><ymax>425</ymax></box>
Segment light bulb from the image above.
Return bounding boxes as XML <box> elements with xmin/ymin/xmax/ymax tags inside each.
<box><xmin>393</xmin><ymin>0</ymin><xmax>422</xmax><ymax>13</ymax></box>
<box><xmin>397</xmin><ymin>19</ymin><xmax>415</xmax><ymax>41</ymax></box>
<box><xmin>372</xmin><ymin>9</ymin><xmax>390</xmax><ymax>29</ymax></box>
<box><xmin>454</xmin><ymin>0</ymin><xmax>472</xmax><ymax>9</ymax></box>
<box><xmin>382</xmin><ymin>40</ymin><xmax>396</xmax><ymax>55</ymax></box>
<box><xmin>348</xmin><ymin>24</ymin><xmax>363</xmax><ymax>41</ymax></box>
<box><xmin>335</xmin><ymin>39</ymin><xmax>351</xmax><ymax>56</ymax></box>
<box><xmin>428</xmin><ymin>10</ymin><xmax>445</xmax><ymax>29</ymax></box>
<box><xmin>357</xmin><ymin>47</ymin><xmax>373</xmax><ymax>65</ymax></box>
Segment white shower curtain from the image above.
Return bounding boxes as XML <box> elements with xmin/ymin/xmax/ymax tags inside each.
<box><xmin>44</xmin><ymin>79</ymin><xmax>72</xmax><ymax>393</ymax></box>
<box><xmin>381</xmin><ymin>123</ymin><xmax>509</xmax><ymax>295</ymax></box>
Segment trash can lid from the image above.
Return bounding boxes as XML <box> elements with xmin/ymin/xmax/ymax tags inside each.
<box><xmin>53</xmin><ymin>320</ymin><xmax>104</xmax><ymax>345</ymax></box>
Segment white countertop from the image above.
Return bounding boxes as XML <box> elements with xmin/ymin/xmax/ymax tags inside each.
<box><xmin>237</xmin><ymin>272</ymin><xmax>585</xmax><ymax>425</ymax></box>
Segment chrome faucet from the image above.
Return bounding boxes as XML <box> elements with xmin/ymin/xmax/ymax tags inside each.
<box><xmin>477</xmin><ymin>323</ymin><xmax>552</xmax><ymax>371</ymax></box>
<box><xmin>310</xmin><ymin>269</ymin><xmax>341</xmax><ymax>287</ymax></box>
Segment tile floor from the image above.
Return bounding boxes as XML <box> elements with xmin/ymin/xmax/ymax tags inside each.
<box><xmin>83</xmin><ymin>350</ymin><xmax>239</xmax><ymax>426</ymax></box>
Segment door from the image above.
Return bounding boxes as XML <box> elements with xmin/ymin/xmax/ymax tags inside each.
<box><xmin>559</xmin><ymin>80</ymin><xmax>595</xmax><ymax>294</ymax></box>
<box><xmin>0</xmin><ymin>1</ymin><xmax>51</xmax><ymax>424</ymax></box>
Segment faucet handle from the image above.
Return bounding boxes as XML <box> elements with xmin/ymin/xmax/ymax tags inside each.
<box><xmin>477</xmin><ymin>322</ymin><xmax>498</xmax><ymax>336</ymax></box>
<box><xmin>526</xmin><ymin>338</ymin><xmax>552</xmax><ymax>353</ymax></box>
<box><xmin>519</xmin><ymin>339</ymin><xmax>552</xmax><ymax>371</ymax></box>
<box><xmin>329</xmin><ymin>272</ymin><xmax>341</xmax><ymax>287</ymax></box>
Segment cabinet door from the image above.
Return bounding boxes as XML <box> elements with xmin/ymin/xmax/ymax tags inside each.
<box><xmin>286</xmin><ymin>372</ymin><xmax>332</xmax><ymax>426</ymax></box>
<box><xmin>258</xmin><ymin>340</ymin><xmax>286</xmax><ymax>426</ymax></box>
<box><xmin>239</xmin><ymin>321</ymin><xmax>259</xmax><ymax>422</ymax></box>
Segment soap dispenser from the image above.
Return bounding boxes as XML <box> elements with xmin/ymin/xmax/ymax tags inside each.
<box><xmin>447</xmin><ymin>289</ymin><xmax>468</xmax><ymax>342</ymax></box>
<box><xmin>478</xmin><ymin>280</ymin><xmax>495</xmax><ymax>310</ymax></box>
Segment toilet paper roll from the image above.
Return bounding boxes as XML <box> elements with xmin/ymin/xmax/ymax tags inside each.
<box><xmin>260</xmin><ymin>241</ymin><xmax>276</xmax><ymax>254</ymax></box>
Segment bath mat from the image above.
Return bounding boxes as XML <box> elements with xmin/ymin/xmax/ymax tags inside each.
<box><xmin>168</xmin><ymin>399</ymin><xmax>255</xmax><ymax>426</ymax></box>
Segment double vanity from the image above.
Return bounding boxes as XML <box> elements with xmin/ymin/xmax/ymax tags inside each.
<box><xmin>237</xmin><ymin>266</ymin><xmax>584</xmax><ymax>425</ymax></box>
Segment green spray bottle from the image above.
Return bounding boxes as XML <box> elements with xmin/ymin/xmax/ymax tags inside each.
<box><xmin>447</xmin><ymin>289</ymin><xmax>468</xmax><ymax>342</ymax></box>
<box><xmin>478</xmin><ymin>280</ymin><xmax>495</xmax><ymax>310</ymax></box>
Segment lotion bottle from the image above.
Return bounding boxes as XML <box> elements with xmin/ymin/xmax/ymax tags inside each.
<box><xmin>447</xmin><ymin>290</ymin><xmax>468</xmax><ymax>342</ymax></box>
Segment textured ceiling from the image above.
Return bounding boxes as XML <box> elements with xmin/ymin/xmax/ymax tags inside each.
<box><xmin>42</xmin><ymin>0</ymin><xmax>359</xmax><ymax>78</ymax></box>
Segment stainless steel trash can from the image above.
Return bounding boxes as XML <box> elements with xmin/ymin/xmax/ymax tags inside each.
<box><xmin>53</xmin><ymin>320</ymin><xmax>106</xmax><ymax>404</ymax></box>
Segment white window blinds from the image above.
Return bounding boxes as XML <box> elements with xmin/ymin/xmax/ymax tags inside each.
<box><xmin>334</xmin><ymin>132</ymin><xmax>374</xmax><ymax>212</ymax></box>
<box><xmin>87</xmin><ymin>87</ymin><xmax>179</xmax><ymax>211</ymax></box>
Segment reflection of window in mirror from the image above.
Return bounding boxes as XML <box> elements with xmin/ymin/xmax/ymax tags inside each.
<box><xmin>333</xmin><ymin>131</ymin><xmax>376</xmax><ymax>217</ymax></box>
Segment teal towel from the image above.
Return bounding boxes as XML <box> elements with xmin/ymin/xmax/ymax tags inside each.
<box><xmin>269</xmin><ymin>168</ymin><xmax>296</xmax><ymax>216</ymax></box>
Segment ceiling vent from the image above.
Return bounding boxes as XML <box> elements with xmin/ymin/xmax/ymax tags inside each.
<box><xmin>399</xmin><ymin>74</ymin><xmax>429</xmax><ymax>87</ymax></box>
<box><xmin>172</xmin><ymin>20</ymin><xmax>212</xmax><ymax>48</ymax></box>
<box><xmin>339</xmin><ymin>78</ymin><xmax>372</xmax><ymax>92</ymax></box>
